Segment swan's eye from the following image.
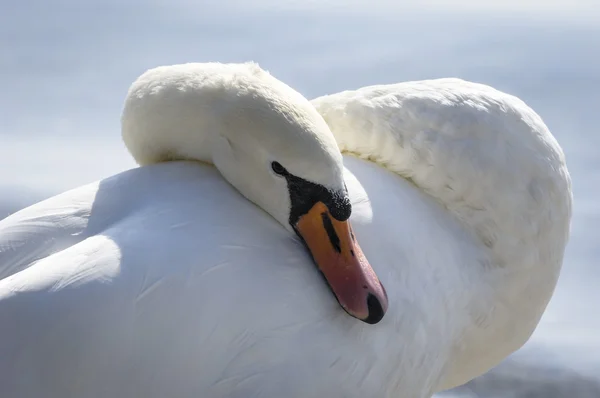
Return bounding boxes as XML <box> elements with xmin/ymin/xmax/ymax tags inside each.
<box><xmin>271</xmin><ymin>161</ymin><xmax>287</xmax><ymax>176</ymax></box>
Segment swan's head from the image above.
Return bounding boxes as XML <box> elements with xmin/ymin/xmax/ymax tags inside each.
<box><xmin>122</xmin><ymin>62</ymin><xmax>388</xmax><ymax>324</ymax></box>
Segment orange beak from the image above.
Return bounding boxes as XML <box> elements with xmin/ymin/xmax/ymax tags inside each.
<box><xmin>296</xmin><ymin>201</ymin><xmax>388</xmax><ymax>324</ymax></box>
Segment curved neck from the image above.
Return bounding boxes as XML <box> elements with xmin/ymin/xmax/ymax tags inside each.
<box><xmin>312</xmin><ymin>80</ymin><xmax>572</xmax><ymax>390</ymax></box>
<box><xmin>312</xmin><ymin>81</ymin><xmax>571</xmax><ymax>276</ymax></box>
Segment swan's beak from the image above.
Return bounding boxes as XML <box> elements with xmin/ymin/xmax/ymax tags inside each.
<box><xmin>296</xmin><ymin>201</ymin><xmax>388</xmax><ymax>324</ymax></box>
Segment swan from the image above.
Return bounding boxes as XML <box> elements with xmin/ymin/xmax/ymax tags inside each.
<box><xmin>0</xmin><ymin>62</ymin><xmax>572</xmax><ymax>398</ymax></box>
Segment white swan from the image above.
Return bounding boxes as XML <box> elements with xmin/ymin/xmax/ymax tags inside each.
<box><xmin>0</xmin><ymin>62</ymin><xmax>572</xmax><ymax>398</ymax></box>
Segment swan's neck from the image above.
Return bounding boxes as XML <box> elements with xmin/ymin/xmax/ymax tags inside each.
<box><xmin>312</xmin><ymin>79</ymin><xmax>572</xmax><ymax>388</ymax></box>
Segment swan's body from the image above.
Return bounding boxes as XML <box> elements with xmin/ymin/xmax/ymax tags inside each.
<box><xmin>0</xmin><ymin>63</ymin><xmax>571</xmax><ymax>398</ymax></box>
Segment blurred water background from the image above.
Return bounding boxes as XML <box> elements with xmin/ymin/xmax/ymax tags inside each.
<box><xmin>1</xmin><ymin>1</ymin><xmax>599</xmax><ymax>396</ymax></box>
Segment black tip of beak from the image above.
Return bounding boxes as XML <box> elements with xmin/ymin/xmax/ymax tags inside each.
<box><xmin>362</xmin><ymin>293</ymin><xmax>385</xmax><ymax>325</ymax></box>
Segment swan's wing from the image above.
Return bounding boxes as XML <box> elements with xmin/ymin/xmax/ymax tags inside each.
<box><xmin>0</xmin><ymin>161</ymin><xmax>367</xmax><ymax>397</ymax></box>
<box><xmin>0</xmin><ymin>158</ymin><xmax>471</xmax><ymax>397</ymax></box>
<box><xmin>0</xmin><ymin>184</ymin><xmax>97</xmax><ymax>280</ymax></box>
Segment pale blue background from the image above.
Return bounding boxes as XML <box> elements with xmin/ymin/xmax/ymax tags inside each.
<box><xmin>1</xmin><ymin>1</ymin><xmax>599</xmax><ymax>396</ymax></box>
